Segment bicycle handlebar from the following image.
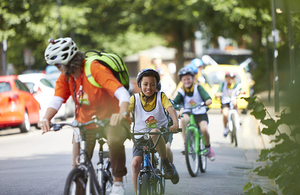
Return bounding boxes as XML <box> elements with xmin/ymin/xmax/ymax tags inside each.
<box><xmin>131</xmin><ymin>127</ymin><xmax>182</xmax><ymax>151</ymax></box>
<box><xmin>50</xmin><ymin>116</ymin><xmax>110</xmax><ymax>131</ymax></box>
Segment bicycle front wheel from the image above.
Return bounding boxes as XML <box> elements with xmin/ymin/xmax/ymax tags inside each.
<box><xmin>231</xmin><ymin>113</ymin><xmax>238</xmax><ymax>147</ymax></box>
<box><xmin>185</xmin><ymin>130</ymin><xmax>199</xmax><ymax>177</ymax></box>
<box><xmin>138</xmin><ymin>173</ymin><xmax>150</xmax><ymax>195</ymax></box>
<box><xmin>199</xmin><ymin>136</ymin><xmax>207</xmax><ymax>173</ymax></box>
<box><xmin>64</xmin><ymin>168</ymin><xmax>89</xmax><ymax>195</ymax></box>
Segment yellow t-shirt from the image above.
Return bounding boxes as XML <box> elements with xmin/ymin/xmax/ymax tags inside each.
<box><xmin>128</xmin><ymin>92</ymin><xmax>172</xmax><ymax>113</ymax></box>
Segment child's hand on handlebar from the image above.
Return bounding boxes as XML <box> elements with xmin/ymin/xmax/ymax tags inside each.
<box><xmin>169</xmin><ymin>122</ymin><xmax>179</xmax><ymax>132</ymax></box>
<box><xmin>215</xmin><ymin>92</ymin><xmax>222</xmax><ymax>98</ymax></box>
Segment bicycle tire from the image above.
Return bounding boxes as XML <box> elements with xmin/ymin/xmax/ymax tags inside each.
<box><xmin>231</xmin><ymin>113</ymin><xmax>238</xmax><ymax>147</ymax></box>
<box><xmin>185</xmin><ymin>130</ymin><xmax>199</xmax><ymax>177</ymax></box>
<box><xmin>64</xmin><ymin>168</ymin><xmax>89</xmax><ymax>195</ymax></box>
<box><xmin>199</xmin><ymin>136</ymin><xmax>207</xmax><ymax>173</ymax></box>
<box><xmin>230</xmin><ymin>113</ymin><xmax>234</xmax><ymax>144</ymax></box>
<box><xmin>157</xmin><ymin>155</ymin><xmax>165</xmax><ymax>195</ymax></box>
<box><xmin>138</xmin><ymin>173</ymin><xmax>150</xmax><ymax>195</ymax></box>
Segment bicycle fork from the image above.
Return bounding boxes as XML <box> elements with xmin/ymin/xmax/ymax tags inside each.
<box><xmin>186</xmin><ymin>126</ymin><xmax>207</xmax><ymax>156</ymax></box>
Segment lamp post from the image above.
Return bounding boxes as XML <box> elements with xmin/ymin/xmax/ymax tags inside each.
<box><xmin>57</xmin><ymin>0</ymin><xmax>62</xmax><ymax>38</ymax></box>
<box><xmin>271</xmin><ymin>0</ymin><xmax>280</xmax><ymax>112</ymax></box>
<box><xmin>2</xmin><ymin>40</ymin><xmax>7</xmax><ymax>75</ymax></box>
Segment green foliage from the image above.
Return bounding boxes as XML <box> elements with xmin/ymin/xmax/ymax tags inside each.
<box><xmin>243</xmin><ymin>96</ymin><xmax>300</xmax><ymax>195</ymax></box>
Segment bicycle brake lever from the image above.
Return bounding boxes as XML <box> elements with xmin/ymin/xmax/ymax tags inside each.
<box><xmin>50</xmin><ymin>123</ymin><xmax>65</xmax><ymax>131</ymax></box>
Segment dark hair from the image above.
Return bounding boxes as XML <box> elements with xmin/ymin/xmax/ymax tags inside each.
<box><xmin>61</xmin><ymin>51</ymin><xmax>85</xmax><ymax>76</ymax></box>
<box><xmin>136</xmin><ymin>68</ymin><xmax>161</xmax><ymax>90</ymax></box>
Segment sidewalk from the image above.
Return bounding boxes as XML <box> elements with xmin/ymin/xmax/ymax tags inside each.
<box><xmin>254</xmin><ymin>90</ymin><xmax>288</xmax><ymax>149</ymax></box>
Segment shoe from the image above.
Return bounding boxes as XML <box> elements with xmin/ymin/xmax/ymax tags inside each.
<box><xmin>171</xmin><ymin>164</ymin><xmax>179</xmax><ymax>184</ymax></box>
<box><xmin>223</xmin><ymin>127</ymin><xmax>228</xmax><ymax>137</ymax></box>
<box><xmin>207</xmin><ymin>147</ymin><xmax>215</xmax><ymax>161</ymax></box>
<box><xmin>110</xmin><ymin>182</ymin><xmax>125</xmax><ymax>195</ymax></box>
<box><xmin>163</xmin><ymin>162</ymin><xmax>176</xmax><ymax>179</ymax></box>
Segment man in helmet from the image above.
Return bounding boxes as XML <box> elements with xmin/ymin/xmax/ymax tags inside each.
<box><xmin>128</xmin><ymin>68</ymin><xmax>180</xmax><ymax>194</ymax></box>
<box><xmin>39</xmin><ymin>37</ymin><xmax>130</xmax><ymax>195</ymax></box>
<box><xmin>215</xmin><ymin>71</ymin><xmax>243</xmax><ymax>137</ymax></box>
<box><xmin>172</xmin><ymin>67</ymin><xmax>215</xmax><ymax>161</ymax></box>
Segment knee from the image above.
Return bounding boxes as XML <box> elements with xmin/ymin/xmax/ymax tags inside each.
<box><xmin>151</xmin><ymin>128</ymin><xmax>159</xmax><ymax>133</ymax></box>
<box><xmin>132</xmin><ymin>159</ymin><xmax>141</xmax><ymax>174</ymax></box>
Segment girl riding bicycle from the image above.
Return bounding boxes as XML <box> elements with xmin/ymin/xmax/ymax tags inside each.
<box><xmin>172</xmin><ymin>67</ymin><xmax>215</xmax><ymax>161</ymax></box>
<box><xmin>128</xmin><ymin>68</ymin><xmax>180</xmax><ymax>195</ymax></box>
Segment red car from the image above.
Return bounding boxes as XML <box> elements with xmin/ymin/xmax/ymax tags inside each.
<box><xmin>0</xmin><ymin>75</ymin><xmax>40</xmax><ymax>133</ymax></box>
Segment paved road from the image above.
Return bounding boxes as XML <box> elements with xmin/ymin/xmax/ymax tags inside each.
<box><xmin>0</xmin><ymin>110</ymin><xmax>270</xmax><ymax>195</ymax></box>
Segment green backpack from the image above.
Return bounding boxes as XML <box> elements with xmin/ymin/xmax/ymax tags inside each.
<box><xmin>84</xmin><ymin>50</ymin><xmax>130</xmax><ymax>90</ymax></box>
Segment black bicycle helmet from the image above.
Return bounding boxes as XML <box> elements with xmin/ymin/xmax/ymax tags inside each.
<box><xmin>178</xmin><ymin>67</ymin><xmax>194</xmax><ymax>80</ymax></box>
<box><xmin>136</xmin><ymin>68</ymin><xmax>161</xmax><ymax>91</ymax></box>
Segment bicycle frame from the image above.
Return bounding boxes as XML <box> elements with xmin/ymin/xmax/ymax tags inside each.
<box><xmin>132</xmin><ymin>130</ymin><xmax>180</xmax><ymax>195</ymax></box>
<box><xmin>184</xmin><ymin>107</ymin><xmax>207</xmax><ymax>156</ymax></box>
<box><xmin>76</xmin><ymin>126</ymin><xmax>103</xmax><ymax>194</ymax></box>
<box><xmin>51</xmin><ymin>117</ymin><xmax>111</xmax><ymax>195</ymax></box>
<box><xmin>133</xmin><ymin>132</ymin><xmax>164</xmax><ymax>189</ymax></box>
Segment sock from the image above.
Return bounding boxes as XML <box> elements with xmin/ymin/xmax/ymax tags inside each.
<box><xmin>205</xmin><ymin>145</ymin><xmax>210</xmax><ymax>148</ymax></box>
<box><xmin>162</xmin><ymin>157</ymin><xmax>171</xmax><ymax>166</ymax></box>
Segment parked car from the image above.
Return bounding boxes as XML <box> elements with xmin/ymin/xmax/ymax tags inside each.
<box><xmin>0</xmin><ymin>75</ymin><xmax>40</xmax><ymax>133</ymax></box>
<box><xmin>18</xmin><ymin>73</ymin><xmax>72</xmax><ymax>121</ymax></box>
<box><xmin>201</xmin><ymin>64</ymin><xmax>254</xmax><ymax>113</ymax></box>
<box><xmin>46</xmin><ymin>66</ymin><xmax>75</xmax><ymax>119</ymax></box>
<box><xmin>18</xmin><ymin>73</ymin><xmax>54</xmax><ymax>118</ymax></box>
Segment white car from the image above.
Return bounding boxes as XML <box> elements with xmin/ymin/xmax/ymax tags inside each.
<box><xmin>18</xmin><ymin>73</ymin><xmax>72</xmax><ymax>121</ymax></box>
<box><xmin>45</xmin><ymin>67</ymin><xmax>75</xmax><ymax>119</ymax></box>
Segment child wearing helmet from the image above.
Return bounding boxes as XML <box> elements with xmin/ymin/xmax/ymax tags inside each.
<box><xmin>172</xmin><ymin>67</ymin><xmax>215</xmax><ymax>161</ymax></box>
<box><xmin>215</xmin><ymin>71</ymin><xmax>243</xmax><ymax>137</ymax></box>
<box><xmin>128</xmin><ymin>68</ymin><xmax>180</xmax><ymax>194</ymax></box>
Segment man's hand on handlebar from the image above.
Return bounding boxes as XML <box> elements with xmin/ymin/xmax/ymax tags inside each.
<box><xmin>38</xmin><ymin>119</ymin><xmax>51</xmax><ymax>134</ymax></box>
<box><xmin>110</xmin><ymin>113</ymin><xmax>126</xmax><ymax>126</ymax></box>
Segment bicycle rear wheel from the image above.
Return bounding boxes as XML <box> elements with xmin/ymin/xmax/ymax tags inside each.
<box><xmin>102</xmin><ymin>159</ymin><xmax>114</xmax><ymax>195</ymax></box>
<box><xmin>138</xmin><ymin>173</ymin><xmax>150</xmax><ymax>195</ymax></box>
<box><xmin>199</xmin><ymin>136</ymin><xmax>207</xmax><ymax>173</ymax></box>
<box><xmin>231</xmin><ymin>113</ymin><xmax>238</xmax><ymax>147</ymax></box>
<box><xmin>185</xmin><ymin>130</ymin><xmax>199</xmax><ymax>177</ymax></box>
<box><xmin>64</xmin><ymin>168</ymin><xmax>89</xmax><ymax>195</ymax></box>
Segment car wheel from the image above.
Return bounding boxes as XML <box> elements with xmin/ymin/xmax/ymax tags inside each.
<box><xmin>20</xmin><ymin>110</ymin><xmax>31</xmax><ymax>133</ymax></box>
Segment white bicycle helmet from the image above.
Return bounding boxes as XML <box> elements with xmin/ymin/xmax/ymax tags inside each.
<box><xmin>44</xmin><ymin>37</ymin><xmax>78</xmax><ymax>65</ymax></box>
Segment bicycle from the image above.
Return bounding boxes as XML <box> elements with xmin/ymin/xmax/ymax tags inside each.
<box><xmin>50</xmin><ymin>116</ymin><xmax>113</xmax><ymax>195</ymax></box>
<box><xmin>172</xmin><ymin>102</ymin><xmax>208</xmax><ymax>177</ymax></box>
<box><xmin>226</xmin><ymin>95</ymin><xmax>241</xmax><ymax>147</ymax></box>
<box><xmin>131</xmin><ymin>127</ymin><xmax>180</xmax><ymax>195</ymax></box>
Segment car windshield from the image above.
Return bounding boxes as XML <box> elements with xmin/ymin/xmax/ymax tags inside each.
<box><xmin>209</xmin><ymin>55</ymin><xmax>251</xmax><ymax>65</ymax></box>
<box><xmin>23</xmin><ymin>82</ymin><xmax>35</xmax><ymax>92</ymax></box>
<box><xmin>0</xmin><ymin>82</ymin><xmax>11</xmax><ymax>93</ymax></box>
<box><xmin>204</xmin><ymin>71</ymin><xmax>241</xmax><ymax>87</ymax></box>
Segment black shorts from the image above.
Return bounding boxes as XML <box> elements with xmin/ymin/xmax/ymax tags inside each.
<box><xmin>132</xmin><ymin>132</ymin><xmax>173</xmax><ymax>158</ymax></box>
<box><xmin>221</xmin><ymin>103</ymin><xmax>230</xmax><ymax>109</ymax></box>
<box><xmin>192</xmin><ymin>113</ymin><xmax>209</xmax><ymax>124</ymax></box>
